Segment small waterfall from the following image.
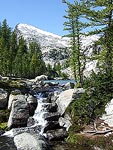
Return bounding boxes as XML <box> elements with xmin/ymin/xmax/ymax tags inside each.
<box><xmin>32</xmin><ymin>92</ymin><xmax>48</xmax><ymax>135</ymax></box>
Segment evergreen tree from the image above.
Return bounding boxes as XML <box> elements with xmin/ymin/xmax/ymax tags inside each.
<box><xmin>1</xmin><ymin>19</ymin><xmax>11</xmax><ymax>49</ymax></box>
<box><xmin>0</xmin><ymin>19</ymin><xmax>11</xmax><ymax>76</ymax></box>
<box><xmin>9</xmin><ymin>31</ymin><xmax>18</xmax><ymax>75</ymax></box>
<box><xmin>81</xmin><ymin>0</ymin><xmax>113</xmax><ymax>100</ymax></box>
<box><xmin>46</xmin><ymin>63</ymin><xmax>53</xmax><ymax>79</ymax></box>
<box><xmin>14</xmin><ymin>37</ymin><xmax>27</xmax><ymax>77</ymax></box>
<box><xmin>0</xmin><ymin>23</ymin><xmax>1</xmax><ymax>37</ymax></box>
<box><xmin>83</xmin><ymin>0</ymin><xmax>113</xmax><ymax>77</ymax></box>
<box><xmin>54</xmin><ymin>62</ymin><xmax>61</xmax><ymax>76</ymax></box>
<box><xmin>29</xmin><ymin>42</ymin><xmax>46</xmax><ymax>78</ymax></box>
<box><xmin>63</xmin><ymin>0</ymin><xmax>89</xmax><ymax>87</ymax></box>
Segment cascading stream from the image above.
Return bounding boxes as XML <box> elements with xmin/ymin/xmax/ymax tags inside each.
<box><xmin>32</xmin><ymin>92</ymin><xmax>49</xmax><ymax>135</ymax></box>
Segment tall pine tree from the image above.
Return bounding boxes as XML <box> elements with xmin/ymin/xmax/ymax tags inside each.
<box><xmin>63</xmin><ymin>0</ymin><xmax>89</xmax><ymax>87</ymax></box>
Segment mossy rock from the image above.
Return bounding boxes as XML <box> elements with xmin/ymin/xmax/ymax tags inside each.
<box><xmin>11</xmin><ymin>89</ymin><xmax>21</xmax><ymax>95</ymax></box>
<box><xmin>9</xmin><ymin>80</ymin><xmax>26</xmax><ymax>88</ymax></box>
<box><xmin>0</xmin><ymin>122</ymin><xmax>7</xmax><ymax>130</ymax></box>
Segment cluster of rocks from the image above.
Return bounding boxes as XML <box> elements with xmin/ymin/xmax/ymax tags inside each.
<box><xmin>7</xmin><ymin>91</ymin><xmax>37</xmax><ymax>129</ymax></box>
<box><xmin>0</xmin><ymin>75</ymin><xmax>86</xmax><ymax>150</ymax></box>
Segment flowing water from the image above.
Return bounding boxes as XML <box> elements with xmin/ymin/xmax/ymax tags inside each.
<box><xmin>44</xmin><ymin>79</ymin><xmax>75</xmax><ymax>85</ymax></box>
<box><xmin>32</xmin><ymin>93</ymin><xmax>48</xmax><ymax>135</ymax></box>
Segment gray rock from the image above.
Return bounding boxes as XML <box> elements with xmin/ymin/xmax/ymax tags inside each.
<box><xmin>0</xmin><ymin>136</ymin><xmax>17</xmax><ymax>150</ymax></box>
<box><xmin>8</xmin><ymin>95</ymin><xmax>29</xmax><ymax>129</ymax></box>
<box><xmin>44</xmin><ymin>121</ymin><xmax>60</xmax><ymax>133</ymax></box>
<box><xmin>0</xmin><ymin>76</ymin><xmax>9</xmax><ymax>81</ymax></box>
<box><xmin>59</xmin><ymin>114</ymin><xmax>72</xmax><ymax>131</ymax></box>
<box><xmin>8</xmin><ymin>90</ymin><xmax>21</xmax><ymax>110</ymax></box>
<box><xmin>0</xmin><ymin>130</ymin><xmax>4</xmax><ymax>135</ymax></box>
<box><xmin>27</xmin><ymin>94</ymin><xmax>37</xmax><ymax>116</ymax></box>
<box><xmin>46</xmin><ymin>128</ymin><xmax>68</xmax><ymax>141</ymax></box>
<box><xmin>14</xmin><ymin>132</ymin><xmax>49</xmax><ymax>150</ymax></box>
<box><xmin>32</xmin><ymin>86</ymin><xmax>50</xmax><ymax>93</ymax></box>
<box><xmin>50</xmin><ymin>91</ymin><xmax>59</xmax><ymax>103</ymax></box>
<box><xmin>27</xmin><ymin>117</ymin><xmax>35</xmax><ymax>127</ymax></box>
<box><xmin>0</xmin><ymin>88</ymin><xmax>8</xmax><ymax>109</ymax></box>
<box><xmin>43</xmin><ymin>103</ymin><xmax>58</xmax><ymax>112</ymax></box>
<box><xmin>34</xmin><ymin>75</ymin><xmax>48</xmax><ymax>83</ymax></box>
<box><xmin>43</xmin><ymin>112</ymin><xmax>60</xmax><ymax>121</ymax></box>
<box><xmin>56</xmin><ymin>89</ymin><xmax>74</xmax><ymax>115</ymax></box>
<box><xmin>56</xmin><ymin>88</ymin><xmax>85</xmax><ymax>131</ymax></box>
<box><xmin>101</xmin><ymin>98</ymin><xmax>113</xmax><ymax>127</ymax></box>
<box><xmin>41</xmin><ymin>98</ymin><xmax>51</xmax><ymax>103</ymax></box>
<box><xmin>56</xmin><ymin>88</ymin><xmax>85</xmax><ymax>116</ymax></box>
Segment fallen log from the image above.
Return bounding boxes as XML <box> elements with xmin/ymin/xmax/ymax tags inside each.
<box><xmin>83</xmin><ymin>129</ymin><xmax>113</xmax><ymax>135</ymax></box>
<box><xmin>94</xmin><ymin>129</ymin><xmax>113</xmax><ymax>135</ymax></box>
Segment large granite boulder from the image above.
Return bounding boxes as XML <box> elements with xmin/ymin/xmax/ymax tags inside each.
<box><xmin>0</xmin><ymin>88</ymin><xmax>8</xmax><ymax>109</ymax></box>
<box><xmin>34</xmin><ymin>75</ymin><xmax>48</xmax><ymax>83</ymax></box>
<box><xmin>56</xmin><ymin>88</ymin><xmax>85</xmax><ymax>131</ymax></box>
<box><xmin>8</xmin><ymin>95</ymin><xmax>29</xmax><ymax>129</ymax></box>
<box><xmin>56</xmin><ymin>89</ymin><xmax>74</xmax><ymax>115</ymax></box>
<box><xmin>14</xmin><ymin>132</ymin><xmax>49</xmax><ymax>150</ymax></box>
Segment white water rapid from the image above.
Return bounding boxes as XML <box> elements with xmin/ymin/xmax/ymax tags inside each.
<box><xmin>32</xmin><ymin>93</ymin><xmax>48</xmax><ymax>135</ymax></box>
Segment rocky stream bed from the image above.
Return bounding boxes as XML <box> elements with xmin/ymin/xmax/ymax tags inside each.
<box><xmin>0</xmin><ymin>75</ymin><xmax>78</xmax><ymax>150</ymax></box>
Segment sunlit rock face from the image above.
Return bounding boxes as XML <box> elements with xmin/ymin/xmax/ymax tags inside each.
<box><xmin>15</xmin><ymin>23</ymin><xmax>100</xmax><ymax>78</ymax></box>
<box><xmin>15</xmin><ymin>23</ymin><xmax>70</xmax><ymax>66</ymax></box>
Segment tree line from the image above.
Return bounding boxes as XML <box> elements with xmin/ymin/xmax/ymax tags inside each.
<box><xmin>0</xmin><ymin>19</ymin><xmax>46</xmax><ymax>78</ymax></box>
<box><xmin>0</xmin><ymin>19</ymin><xmax>69</xmax><ymax>79</ymax></box>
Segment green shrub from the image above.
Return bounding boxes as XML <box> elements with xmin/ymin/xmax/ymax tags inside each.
<box><xmin>67</xmin><ymin>134</ymin><xmax>94</xmax><ymax>150</ymax></box>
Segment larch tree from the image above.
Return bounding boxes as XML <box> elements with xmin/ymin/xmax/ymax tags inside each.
<box><xmin>83</xmin><ymin>0</ymin><xmax>113</xmax><ymax>74</ymax></box>
<box><xmin>81</xmin><ymin>0</ymin><xmax>113</xmax><ymax>99</ymax></box>
<box><xmin>63</xmin><ymin>0</ymin><xmax>89</xmax><ymax>87</ymax></box>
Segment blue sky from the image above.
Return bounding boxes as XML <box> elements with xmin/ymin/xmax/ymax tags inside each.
<box><xmin>0</xmin><ymin>0</ymin><xmax>72</xmax><ymax>36</ymax></box>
